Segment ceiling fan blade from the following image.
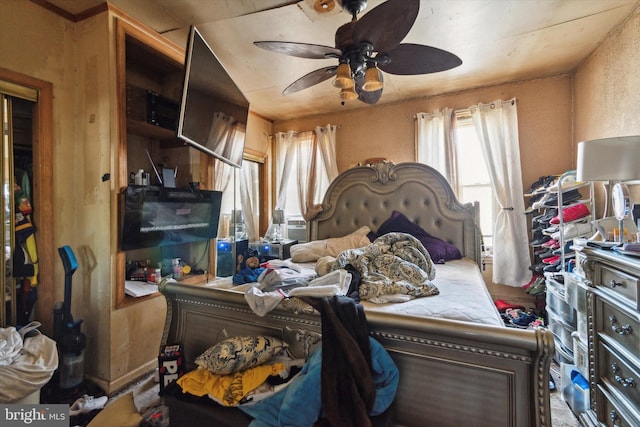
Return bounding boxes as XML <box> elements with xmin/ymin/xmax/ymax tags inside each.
<box><xmin>354</xmin><ymin>71</ymin><xmax>383</xmax><ymax>105</ymax></box>
<box><xmin>379</xmin><ymin>43</ymin><xmax>462</xmax><ymax>75</ymax></box>
<box><xmin>283</xmin><ymin>66</ymin><xmax>338</xmax><ymax>95</ymax></box>
<box><xmin>254</xmin><ymin>41</ymin><xmax>341</xmax><ymax>59</ymax></box>
<box><xmin>352</xmin><ymin>0</ymin><xmax>420</xmax><ymax>54</ymax></box>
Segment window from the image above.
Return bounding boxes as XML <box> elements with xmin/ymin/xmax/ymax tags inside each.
<box><xmin>275</xmin><ymin>131</ymin><xmax>330</xmax><ymax>220</ymax></box>
<box><xmin>454</xmin><ymin>114</ymin><xmax>498</xmax><ymax>253</ymax></box>
<box><xmin>218</xmin><ymin>159</ymin><xmax>261</xmax><ymax>241</ymax></box>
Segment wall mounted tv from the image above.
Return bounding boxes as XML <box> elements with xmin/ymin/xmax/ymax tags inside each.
<box><xmin>177</xmin><ymin>25</ymin><xmax>249</xmax><ymax>168</ymax></box>
<box><xmin>119</xmin><ymin>186</ymin><xmax>223</xmax><ymax>251</ymax></box>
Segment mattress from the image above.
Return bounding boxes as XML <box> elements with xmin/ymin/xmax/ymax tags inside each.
<box><xmin>361</xmin><ymin>258</ymin><xmax>503</xmax><ymax>327</ymax></box>
<box><xmin>202</xmin><ymin>258</ymin><xmax>503</xmax><ymax>327</ymax></box>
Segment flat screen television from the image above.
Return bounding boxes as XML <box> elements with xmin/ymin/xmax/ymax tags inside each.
<box><xmin>120</xmin><ymin>186</ymin><xmax>223</xmax><ymax>251</ymax></box>
<box><xmin>177</xmin><ymin>25</ymin><xmax>249</xmax><ymax>168</ymax></box>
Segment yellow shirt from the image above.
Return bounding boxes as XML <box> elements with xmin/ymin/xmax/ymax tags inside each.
<box><xmin>177</xmin><ymin>363</ymin><xmax>286</xmax><ymax>406</ymax></box>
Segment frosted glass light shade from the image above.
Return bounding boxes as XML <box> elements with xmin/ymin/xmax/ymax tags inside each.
<box><xmin>576</xmin><ymin>136</ymin><xmax>640</xmax><ymax>181</ymax></box>
<box><xmin>362</xmin><ymin>66</ymin><xmax>383</xmax><ymax>92</ymax></box>
<box><xmin>333</xmin><ymin>62</ymin><xmax>354</xmax><ymax>89</ymax></box>
<box><xmin>339</xmin><ymin>86</ymin><xmax>358</xmax><ymax>100</ymax></box>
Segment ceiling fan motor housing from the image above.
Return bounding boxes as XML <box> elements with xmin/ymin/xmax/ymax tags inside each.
<box><xmin>340</xmin><ymin>0</ymin><xmax>368</xmax><ymax>17</ymax></box>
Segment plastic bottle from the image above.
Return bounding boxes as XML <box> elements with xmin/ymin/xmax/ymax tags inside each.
<box><xmin>134</xmin><ymin>169</ymin><xmax>144</xmax><ymax>185</ymax></box>
<box><xmin>172</xmin><ymin>258</ymin><xmax>182</xmax><ymax>279</ymax></box>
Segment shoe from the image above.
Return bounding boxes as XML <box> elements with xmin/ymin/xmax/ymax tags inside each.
<box><xmin>526</xmin><ymin>279</ymin><xmax>547</xmax><ymax>295</ymax></box>
<box><xmin>543</xmin><ymin>261</ymin><xmax>561</xmax><ymax>272</ymax></box>
<box><xmin>542</xmin><ymin>255</ymin><xmax>560</xmax><ymax>264</ymax></box>
<box><xmin>552</xmin><ymin>241</ymin><xmax>573</xmax><ymax>255</ymax></box>
<box><xmin>543</xmin><ymin>189</ymin><xmax>582</xmax><ymax>207</ymax></box>
<box><xmin>548</xmin><ymin>175</ymin><xmax>584</xmax><ymax>192</ymax></box>
<box><xmin>551</xmin><ymin>222</ymin><xmax>592</xmax><ymax>240</ymax></box>
<box><xmin>534</xmin><ymin>263</ymin><xmax>547</xmax><ymax>274</ymax></box>
<box><xmin>494</xmin><ymin>299</ymin><xmax>526</xmax><ymax>312</ymax></box>
<box><xmin>550</xmin><ymin>203</ymin><xmax>590</xmax><ymax>224</ymax></box>
<box><xmin>531</xmin><ymin>193</ymin><xmax>552</xmax><ymax>210</ymax></box>
<box><xmin>524</xmin><ymin>275</ymin><xmax>544</xmax><ymax>291</ymax></box>
<box><xmin>522</xmin><ymin>274</ymin><xmax>542</xmax><ymax>290</ymax></box>
<box><xmin>530</xmin><ymin>235</ymin><xmax>551</xmax><ymax>246</ymax></box>
<box><xmin>538</xmin><ymin>208</ymin><xmax>558</xmax><ymax>222</ymax></box>
<box><xmin>69</xmin><ymin>395</ymin><xmax>108</xmax><ymax>416</ymax></box>
<box><xmin>536</xmin><ymin>249</ymin><xmax>554</xmax><ymax>259</ymax></box>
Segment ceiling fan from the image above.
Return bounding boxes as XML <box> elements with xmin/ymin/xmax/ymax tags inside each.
<box><xmin>254</xmin><ymin>0</ymin><xmax>462</xmax><ymax>104</ymax></box>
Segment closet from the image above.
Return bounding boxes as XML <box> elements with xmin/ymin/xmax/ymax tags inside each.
<box><xmin>1</xmin><ymin>87</ymin><xmax>36</xmax><ymax>327</ymax></box>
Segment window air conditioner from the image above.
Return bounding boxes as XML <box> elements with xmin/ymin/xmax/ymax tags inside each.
<box><xmin>286</xmin><ymin>217</ymin><xmax>307</xmax><ymax>243</ymax></box>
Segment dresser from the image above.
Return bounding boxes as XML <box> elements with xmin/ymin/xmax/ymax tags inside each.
<box><xmin>577</xmin><ymin>247</ymin><xmax>640</xmax><ymax>426</ymax></box>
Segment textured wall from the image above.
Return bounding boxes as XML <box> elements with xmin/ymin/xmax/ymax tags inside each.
<box><xmin>574</xmin><ymin>7</ymin><xmax>640</xmax><ymax>142</ymax></box>
<box><xmin>574</xmin><ymin>6</ymin><xmax>640</xmax><ymax>208</ymax></box>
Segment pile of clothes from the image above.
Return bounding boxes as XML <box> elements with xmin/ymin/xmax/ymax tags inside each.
<box><xmin>166</xmin><ymin>297</ymin><xmax>400</xmax><ymax>426</ymax></box>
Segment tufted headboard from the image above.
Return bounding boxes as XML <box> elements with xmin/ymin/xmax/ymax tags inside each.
<box><xmin>308</xmin><ymin>162</ymin><xmax>482</xmax><ymax>266</ymax></box>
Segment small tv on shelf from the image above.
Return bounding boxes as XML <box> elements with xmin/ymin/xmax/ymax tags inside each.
<box><xmin>119</xmin><ymin>186</ymin><xmax>223</xmax><ymax>251</ymax></box>
<box><xmin>177</xmin><ymin>25</ymin><xmax>249</xmax><ymax>168</ymax></box>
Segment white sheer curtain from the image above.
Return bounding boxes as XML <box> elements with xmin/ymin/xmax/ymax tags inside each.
<box><xmin>291</xmin><ymin>132</ymin><xmax>318</xmax><ymax>220</ymax></box>
<box><xmin>470</xmin><ymin>98</ymin><xmax>530</xmax><ymax>286</ymax></box>
<box><xmin>315</xmin><ymin>124</ymin><xmax>339</xmax><ymax>182</ymax></box>
<box><xmin>239</xmin><ymin>162</ymin><xmax>259</xmax><ymax>241</ymax></box>
<box><xmin>415</xmin><ymin>109</ymin><xmax>458</xmax><ymax>193</ymax></box>
<box><xmin>213</xmin><ymin>158</ymin><xmax>233</xmax><ymax>192</ymax></box>
<box><xmin>265</xmin><ymin>131</ymin><xmax>298</xmax><ymax>241</ymax></box>
<box><xmin>210</xmin><ymin>112</ymin><xmax>236</xmax><ymax>192</ymax></box>
<box><xmin>274</xmin><ymin>131</ymin><xmax>298</xmax><ymax>210</ymax></box>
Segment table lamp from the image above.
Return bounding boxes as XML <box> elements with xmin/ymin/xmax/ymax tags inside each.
<box><xmin>271</xmin><ymin>209</ymin><xmax>285</xmax><ymax>242</ymax></box>
<box><xmin>576</xmin><ymin>136</ymin><xmax>640</xmax><ymax>242</ymax></box>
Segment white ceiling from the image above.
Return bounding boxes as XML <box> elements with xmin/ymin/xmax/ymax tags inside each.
<box><xmin>47</xmin><ymin>0</ymin><xmax>639</xmax><ymax>121</ymax></box>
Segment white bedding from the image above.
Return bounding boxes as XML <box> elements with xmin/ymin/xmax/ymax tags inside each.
<box><xmin>203</xmin><ymin>258</ymin><xmax>502</xmax><ymax>327</ymax></box>
<box><xmin>361</xmin><ymin>258</ymin><xmax>503</xmax><ymax>327</ymax></box>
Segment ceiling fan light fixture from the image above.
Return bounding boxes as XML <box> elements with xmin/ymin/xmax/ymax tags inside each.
<box><xmin>362</xmin><ymin>66</ymin><xmax>383</xmax><ymax>92</ymax></box>
<box><xmin>333</xmin><ymin>62</ymin><xmax>354</xmax><ymax>88</ymax></box>
<box><xmin>339</xmin><ymin>85</ymin><xmax>358</xmax><ymax>101</ymax></box>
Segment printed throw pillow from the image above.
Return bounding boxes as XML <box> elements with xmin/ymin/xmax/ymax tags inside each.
<box><xmin>195</xmin><ymin>335</ymin><xmax>287</xmax><ymax>375</ymax></box>
<box><xmin>372</xmin><ymin>210</ymin><xmax>462</xmax><ymax>263</ymax></box>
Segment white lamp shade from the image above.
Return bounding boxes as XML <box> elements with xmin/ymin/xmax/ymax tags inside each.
<box><xmin>576</xmin><ymin>136</ymin><xmax>640</xmax><ymax>181</ymax></box>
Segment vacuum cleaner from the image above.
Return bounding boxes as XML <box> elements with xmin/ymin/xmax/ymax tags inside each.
<box><xmin>53</xmin><ymin>245</ymin><xmax>86</xmax><ymax>389</ymax></box>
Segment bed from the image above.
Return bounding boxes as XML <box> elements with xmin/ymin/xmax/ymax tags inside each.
<box><xmin>159</xmin><ymin>161</ymin><xmax>554</xmax><ymax>427</ymax></box>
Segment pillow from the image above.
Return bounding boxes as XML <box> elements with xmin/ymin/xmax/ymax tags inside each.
<box><xmin>195</xmin><ymin>335</ymin><xmax>287</xmax><ymax>375</ymax></box>
<box><xmin>289</xmin><ymin>240</ymin><xmax>328</xmax><ymax>263</ymax></box>
<box><xmin>325</xmin><ymin>226</ymin><xmax>372</xmax><ymax>256</ymax></box>
<box><xmin>373</xmin><ymin>211</ymin><xmax>462</xmax><ymax>263</ymax></box>
<box><xmin>290</xmin><ymin>226</ymin><xmax>371</xmax><ymax>262</ymax></box>
<box><xmin>87</xmin><ymin>392</ymin><xmax>142</xmax><ymax>427</ymax></box>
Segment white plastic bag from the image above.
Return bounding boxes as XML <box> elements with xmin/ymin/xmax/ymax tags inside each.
<box><xmin>0</xmin><ymin>326</ymin><xmax>23</xmax><ymax>366</ymax></box>
<box><xmin>0</xmin><ymin>321</ymin><xmax>59</xmax><ymax>403</ymax></box>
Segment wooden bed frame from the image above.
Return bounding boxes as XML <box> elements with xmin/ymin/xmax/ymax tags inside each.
<box><xmin>159</xmin><ymin>162</ymin><xmax>554</xmax><ymax>427</ymax></box>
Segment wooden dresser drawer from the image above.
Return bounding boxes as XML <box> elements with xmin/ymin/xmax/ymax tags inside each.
<box><xmin>596</xmin><ymin>298</ymin><xmax>640</xmax><ymax>359</ymax></box>
<box><xmin>597</xmin><ymin>384</ymin><xmax>640</xmax><ymax>427</ymax></box>
<box><xmin>599</xmin><ymin>264</ymin><xmax>639</xmax><ymax>310</ymax></box>
<box><xmin>598</xmin><ymin>342</ymin><xmax>640</xmax><ymax>407</ymax></box>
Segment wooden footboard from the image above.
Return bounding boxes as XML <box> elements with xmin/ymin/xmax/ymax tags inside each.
<box><xmin>160</xmin><ymin>282</ymin><xmax>554</xmax><ymax>427</ymax></box>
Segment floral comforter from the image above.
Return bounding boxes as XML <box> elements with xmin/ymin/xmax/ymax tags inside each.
<box><xmin>330</xmin><ymin>232</ymin><xmax>439</xmax><ymax>302</ymax></box>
